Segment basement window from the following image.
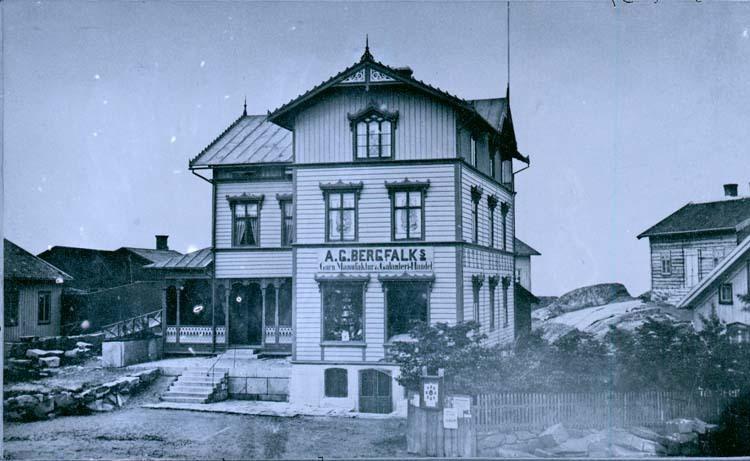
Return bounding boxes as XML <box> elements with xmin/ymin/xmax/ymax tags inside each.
<box><xmin>324</xmin><ymin>368</ymin><xmax>348</xmax><ymax>398</ymax></box>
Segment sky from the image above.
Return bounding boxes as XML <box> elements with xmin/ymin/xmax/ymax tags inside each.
<box><xmin>4</xmin><ymin>1</ymin><xmax>750</xmax><ymax>297</ymax></box>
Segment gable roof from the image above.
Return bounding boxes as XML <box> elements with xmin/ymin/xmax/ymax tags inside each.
<box><xmin>265</xmin><ymin>48</ymin><xmax>528</xmax><ymax>163</ymax></box>
<box><xmin>144</xmin><ymin>247</ymin><xmax>213</xmax><ymax>270</ymax></box>
<box><xmin>638</xmin><ymin>197</ymin><xmax>750</xmax><ymax>239</ymax></box>
<box><xmin>189</xmin><ymin>115</ymin><xmax>293</xmax><ymax>168</ymax></box>
<box><xmin>515</xmin><ymin>238</ymin><xmax>541</xmax><ymax>256</ymax></box>
<box><xmin>5</xmin><ymin>239</ymin><xmax>72</xmax><ymax>282</ymax></box>
<box><xmin>117</xmin><ymin>247</ymin><xmax>183</xmax><ymax>264</ymax></box>
<box><xmin>678</xmin><ymin>235</ymin><xmax>750</xmax><ymax>308</ymax></box>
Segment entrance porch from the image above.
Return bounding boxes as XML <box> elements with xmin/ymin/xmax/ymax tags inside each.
<box><xmin>163</xmin><ymin>278</ymin><xmax>292</xmax><ymax>355</ymax></box>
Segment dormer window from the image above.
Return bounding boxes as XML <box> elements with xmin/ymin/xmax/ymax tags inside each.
<box><xmin>348</xmin><ymin>105</ymin><xmax>398</xmax><ymax>160</ymax></box>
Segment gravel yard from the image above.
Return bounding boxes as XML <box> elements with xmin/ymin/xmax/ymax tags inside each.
<box><xmin>4</xmin><ymin>404</ymin><xmax>409</xmax><ymax>459</ymax></box>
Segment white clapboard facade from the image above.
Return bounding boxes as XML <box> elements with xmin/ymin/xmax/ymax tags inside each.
<box><xmin>189</xmin><ymin>46</ymin><xmax>530</xmax><ymax>413</ymax></box>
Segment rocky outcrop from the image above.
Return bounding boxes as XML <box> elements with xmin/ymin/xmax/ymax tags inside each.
<box><xmin>549</xmin><ymin>283</ymin><xmax>633</xmax><ymax>314</ymax></box>
<box><xmin>477</xmin><ymin>420</ymin><xmax>717</xmax><ymax>458</ymax></box>
<box><xmin>5</xmin><ymin>342</ymin><xmax>97</xmax><ymax>381</ymax></box>
<box><xmin>3</xmin><ymin>368</ymin><xmax>159</xmax><ymax>422</ymax></box>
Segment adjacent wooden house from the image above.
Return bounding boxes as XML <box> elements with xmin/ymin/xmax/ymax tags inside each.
<box><xmin>638</xmin><ymin>185</ymin><xmax>750</xmax><ymax>306</ymax></box>
<box><xmin>678</xmin><ymin>235</ymin><xmax>750</xmax><ymax>343</ymax></box>
<box><xmin>188</xmin><ymin>46</ymin><xmax>530</xmax><ymax>413</ymax></box>
<box><xmin>4</xmin><ymin>239</ymin><xmax>73</xmax><ymax>341</ymax></box>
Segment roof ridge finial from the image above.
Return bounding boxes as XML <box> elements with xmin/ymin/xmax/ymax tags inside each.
<box><xmin>243</xmin><ymin>96</ymin><xmax>247</xmax><ymax>116</ymax></box>
<box><xmin>361</xmin><ymin>34</ymin><xmax>373</xmax><ymax>62</ymax></box>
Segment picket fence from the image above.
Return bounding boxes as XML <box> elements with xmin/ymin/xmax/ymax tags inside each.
<box><xmin>473</xmin><ymin>391</ymin><xmax>736</xmax><ymax>431</ymax></box>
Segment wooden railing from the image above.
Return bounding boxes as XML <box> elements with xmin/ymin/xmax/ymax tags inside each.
<box><xmin>165</xmin><ymin>326</ymin><xmax>226</xmax><ymax>344</ymax></box>
<box><xmin>101</xmin><ymin>309</ymin><xmax>163</xmax><ymax>340</ymax></box>
<box><xmin>473</xmin><ymin>391</ymin><xmax>737</xmax><ymax>431</ymax></box>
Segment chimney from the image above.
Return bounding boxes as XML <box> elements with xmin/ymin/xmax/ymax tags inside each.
<box><xmin>394</xmin><ymin>66</ymin><xmax>413</xmax><ymax>78</ymax></box>
<box><xmin>155</xmin><ymin>235</ymin><xmax>169</xmax><ymax>250</ymax></box>
<box><xmin>724</xmin><ymin>184</ymin><xmax>738</xmax><ymax>197</ymax></box>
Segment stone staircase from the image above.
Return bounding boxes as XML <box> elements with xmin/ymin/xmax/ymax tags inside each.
<box><xmin>161</xmin><ymin>367</ymin><xmax>229</xmax><ymax>404</ymax></box>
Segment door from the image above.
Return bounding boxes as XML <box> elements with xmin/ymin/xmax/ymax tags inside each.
<box><xmin>229</xmin><ymin>283</ymin><xmax>263</xmax><ymax>345</ymax></box>
<box><xmin>684</xmin><ymin>250</ymin><xmax>699</xmax><ymax>288</ymax></box>
<box><xmin>359</xmin><ymin>369</ymin><xmax>392</xmax><ymax>414</ymax></box>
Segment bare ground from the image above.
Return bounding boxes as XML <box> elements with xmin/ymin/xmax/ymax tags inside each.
<box><xmin>3</xmin><ymin>384</ymin><xmax>409</xmax><ymax>460</ymax></box>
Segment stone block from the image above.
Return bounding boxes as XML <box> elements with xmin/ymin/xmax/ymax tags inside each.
<box><xmin>479</xmin><ymin>433</ymin><xmax>508</xmax><ymax>450</ymax></box>
<box><xmin>539</xmin><ymin>423</ymin><xmax>569</xmax><ymax>448</ymax></box>
<box><xmin>76</xmin><ymin>341</ymin><xmax>94</xmax><ymax>349</ymax></box>
<box><xmin>610</xmin><ymin>428</ymin><xmax>663</xmax><ymax>453</ymax></box>
<box><xmin>31</xmin><ymin>396</ymin><xmax>55</xmax><ymax>419</ymax></box>
<box><xmin>132</xmin><ymin>368</ymin><xmax>159</xmax><ymax>384</ymax></box>
<box><xmin>246</xmin><ymin>377</ymin><xmax>269</xmax><ymax>395</ymax></box>
<box><xmin>666</xmin><ymin>418</ymin><xmax>696</xmax><ymax>434</ymax></box>
<box><xmin>116</xmin><ymin>376</ymin><xmax>140</xmax><ymax>393</ymax></box>
<box><xmin>86</xmin><ymin>399</ymin><xmax>115</xmax><ymax>412</ymax></box>
<box><xmin>38</xmin><ymin>356</ymin><xmax>60</xmax><ymax>368</ymax></box>
<box><xmin>674</xmin><ymin>432</ymin><xmax>698</xmax><ymax>444</ymax></box>
<box><xmin>268</xmin><ymin>377</ymin><xmax>289</xmax><ymax>395</ymax></box>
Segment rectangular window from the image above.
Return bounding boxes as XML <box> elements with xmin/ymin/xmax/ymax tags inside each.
<box><xmin>280</xmin><ymin>200</ymin><xmax>294</xmax><ymax>247</ymax></box>
<box><xmin>472</xmin><ymin>201</ymin><xmax>479</xmax><ymax>244</ymax></box>
<box><xmin>489</xmin><ymin>207</ymin><xmax>495</xmax><ymax>248</ymax></box>
<box><xmin>4</xmin><ymin>283</ymin><xmax>19</xmax><ymax>327</ymax></box>
<box><xmin>385</xmin><ymin>281</ymin><xmax>429</xmax><ymax>341</ymax></box>
<box><xmin>713</xmin><ymin>248</ymin><xmax>726</xmax><ymax>267</ymax></box>
<box><xmin>355</xmin><ymin>115</ymin><xmax>393</xmax><ymax>159</ymax></box>
<box><xmin>661</xmin><ymin>254</ymin><xmax>672</xmax><ymax>275</ymax></box>
<box><xmin>324</xmin><ymin>368</ymin><xmax>348</xmax><ymax>397</ymax></box>
<box><xmin>489</xmin><ymin>280</ymin><xmax>497</xmax><ymax>331</ymax></box>
<box><xmin>38</xmin><ymin>291</ymin><xmax>51</xmax><ymax>325</ymax></box>
<box><xmin>392</xmin><ymin>190</ymin><xmax>423</xmax><ymax>240</ymax></box>
<box><xmin>232</xmin><ymin>201</ymin><xmax>260</xmax><ymax>246</ymax></box>
<box><xmin>322</xmin><ymin>283</ymin><xmax>364</xmax><ymax>342</ymax></box>
<box><xmin>470</xmin><ymin>136</ymin><xmax>477</xmax><ymax>167</ymax></box>
<box><xmin>326</xmin><ymin>191</ymin><xmax>357</xmax><ymax>241</ymax></box>
<box><xmin>472</xmin><ymin>281</ymin><xmax>481</xmax><ymax>324</ymax></box>
<box><xmin>719</xmin><ymin>283</ymin><xmax>733</xmax><ymax>305</ymax></box>
<box><xmin>501</xmin><ymin>203</ymin><xmax>510</xmax><ymax>251</ymax></box>
<box><xmin>503</xmin><ymin>282</ymin><xmax>509</xmax><ymax>327</ymax></box>
<box><xmin>490</xmin><ymin>151</ymin><xmax>496</xmax><ymax>178</ymax></box>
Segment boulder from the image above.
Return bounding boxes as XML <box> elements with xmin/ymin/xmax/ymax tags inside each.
<box><xmin>38</xmin><ymin>356</ymin><xmax>60</xmax><ymax>368</ymax></box>
<box><xmin>610</xmin><ymin>429</ymin><xmax>664</xmax><ymax>454</ymax></box>
<box><xmin>479</xmin><ymin>433</ymin><xmax>508</xmax><ymax>450</ymax></box>
<box><xmin>53</xmin><ymin>392</ymin><xmax>78</xmax><ymax>413</ymax></box>
<box><xmin>539</xmin><ymin>423</ymin><xmax>570</xmax><ymax>448</ymax></box>
<box><xmin>86</xmin><ymin>399</ymin><xmax>115</xmax><ymax>412</ymax></box>
<box><xmin>64</xmin><ymin>349</ymin><xmax>85</xmax><ymax>360</ymax></box>
<box><xmin>132</xmin><ymin>368</ymin><xmax>159</xmax><ymax>384</ymax></box>
<box><xmin>31</xmin><ymin>395</ymin><xmax>55</xmax><ymax>419</ymax></box>
<box><xmin>515</xmin><ymin>430</ymin><xmax>537</xmax><ymax>441</ymax></box>
<box><xmin>549</xmin><ymin>283</ymin><xmax>632</xmax><ymax>314</ymax></box>
<box><xmin>666</xmin><ymin>418</ymin><xmax>696</xmax><ymax>434</ymax></box>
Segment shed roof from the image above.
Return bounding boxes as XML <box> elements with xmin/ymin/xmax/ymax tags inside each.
<box><xmin>117</xmin><ymin>247</ymin><xmax>183</xmax><ymax>264</ymax></box>
<box><xmin>190</xmin><ymin>115</ymin><xmax>293</xmax><ymax>168</ymax></box>
<box><xmin>638</xmin><ymin>197</ymin><xmax>750</xmax><ymax>239</ymax></box>
<box><xmin>515</xmin><ymin>238</ymin><xmax>541</xmax><ymax>256</ymax></box>
<box><xmin>5</xmin><ymin>239</ymin><xmax>73</xmax><ymax>282</ymax></box>
<box><xmin>144</xmin><ymin>248</ymin><xmax>213</xmax><ymax>270</ymax></box>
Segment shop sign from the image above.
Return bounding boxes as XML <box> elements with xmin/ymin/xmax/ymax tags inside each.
<box><xmin>318</xmin><ymin>247</ymin><xmax>434</xmax><ymax>273</ymax></box>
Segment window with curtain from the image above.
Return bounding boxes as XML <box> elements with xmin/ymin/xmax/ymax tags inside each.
<box><xmin>392</xmin><ymin>190</ymin><xmax>423</xmax><ymax>240</ymax></box>
<box><xmin>349</xmin><ymin>107</ymin><xmax>398</xmax><ymax>160</ymax></box>
<box><xmin>38</xmin><ymin>291</ymin><xmax>51</xmax><ymax>325</ymax></box>
<box><xmin>322</xmin><ymin>282</ymin><xmax>364</xmax><ymax>342</ymax></box>
<box><xmin>280</xmin><ymin>200</ymin><xmax>294</xmax><ymax>246</ymax></box>
<box><xmin>232</xmin><ymin>200</ymin><xmax>261</xmax><ymax>247</ymax></box>
<box><xmin>326</xmin><ymin>191</ymin><xmax>357</xmax><ymax>241</ymax></box>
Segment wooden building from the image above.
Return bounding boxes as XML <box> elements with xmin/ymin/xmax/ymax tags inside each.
<box><xmin>188</xmin><ymin>46</ymin><xmax>530</xmax><ymax>413</ymax></box>
<box><xmin>4</xmin><ymin>239</ymin><xmax>73</xmax><ymax>341</ymax></box>
<box><xmin>678</xmin><ymin>235</ymin><xmax>750</xmax><ymax>343</ymax></box>
<box><xmin>638</xmin><ymin>185</ymin><xmax>750</xmax><ymax>306</ymax></box>
<box><xmin>514</xmin><ymin>238</ymin><xmax>540</xmax><ymax>339</ymax></box>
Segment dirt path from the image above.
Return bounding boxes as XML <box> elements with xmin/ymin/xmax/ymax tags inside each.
<box><xmin>4</xmin><ymin>405</ymin><xmax>409</xmax><ymax>459</ymax></box>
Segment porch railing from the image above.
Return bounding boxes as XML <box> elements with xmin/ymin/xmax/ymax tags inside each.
<box><xmin>101</xmin><ymin>309</ymin><xmax>162</xmax><ymax>340</ymax></box>
<box><xmin>265</xmin><ymin>325</ymin><xmax>293</xmax><ymax>344</ymax></box>
<box><xmin>165</xmin><ymin>325</ymin><xmax>226</xmax><ymax>344</ymax></box>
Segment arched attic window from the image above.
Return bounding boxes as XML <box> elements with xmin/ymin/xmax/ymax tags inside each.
<box><xmin>348</xmin><ymin>105</ymin><xmax>399</xmax><ymax>160</ymax></box>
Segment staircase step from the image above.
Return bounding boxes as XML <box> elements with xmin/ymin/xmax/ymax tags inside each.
<box><xmin>176</xmin><ymin>379</ymin><xmax>225</xmax><ymax>386</ymax></box>
<box><xmin>169</xmin><ymin>385</ymin><xmax>216</xmax><ymax>394</ymax></box>
<box><xmin>161</xmin><ymin>395</ymin><xmax>209</xmax><ymax>404</ymax></box>
<box><xmin>163</xmin><ymin>390</ymin><xmax>214</xmax><ymax>398</ymax></box>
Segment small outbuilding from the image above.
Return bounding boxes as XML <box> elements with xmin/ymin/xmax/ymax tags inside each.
<box><xmin>4</xmin><ymin>239</ymin><xmax>73</xmax><ymax>341</ymax></box>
